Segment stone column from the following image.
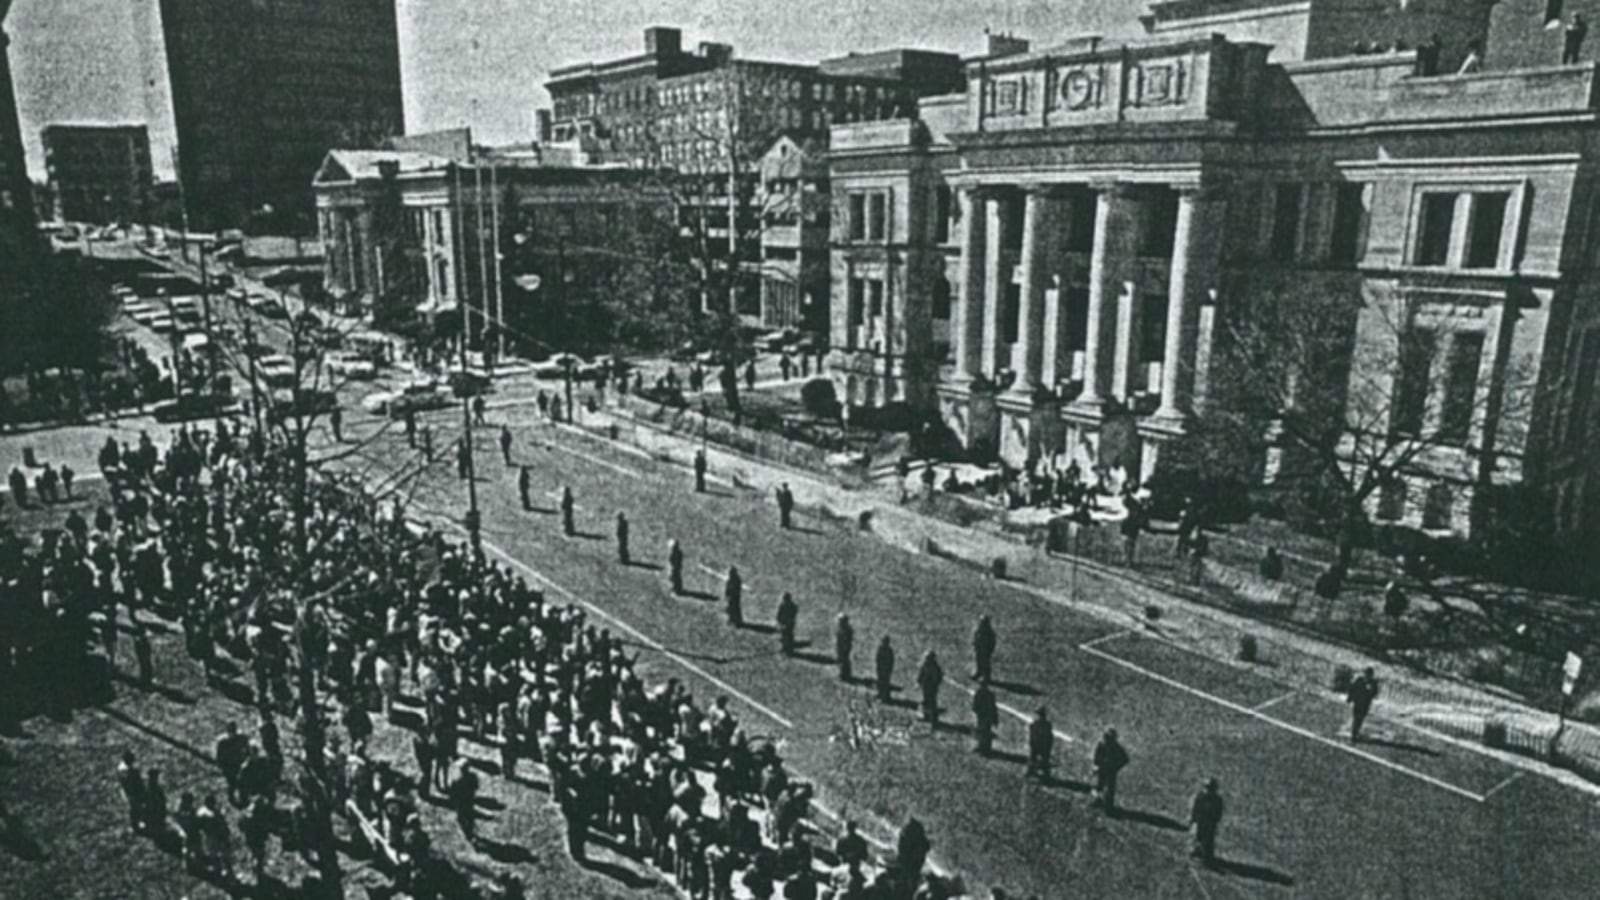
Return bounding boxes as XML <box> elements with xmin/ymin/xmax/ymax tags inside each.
<box><xmin>1156</xmin><ymin>185</ymin><xmax>1222</xmax><ymax>420</ymax></box>
<box><xmin>1111</xmin><ymin>280</ymin><xmax>1142</xmax><ymax>400</ymax></box>
<box><xmin>1154</xmin><ymin>187</ymin><xmax>1200</xmax><ymax>419</ymax></box>
<box><xmin>1011</xmin><ymin>186</ymin><xmax>1055</xmax><ymax>390</ymax></box>
<box><xmin>980</xmin><ymin>191</ymin><xmax>1011</xmax><ymax>375</ymax></box>
<box><xmin>954</xmin><ymin>187</ymin><xmax>987</xmax><ymax>379</ymax></box>
<box><xmin>1074</xmin><ymin>183</ymin><xmax>1137</xmax><ymax>410</ymax></box>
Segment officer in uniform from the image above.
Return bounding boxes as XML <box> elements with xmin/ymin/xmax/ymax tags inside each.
<box><xmin>972</xmin><ymin>615</ymin><xmax>997</xmax><ymax>683</ymax></box>
<box><xmin>694</xmin><ymin>449</ymin><xmax>708</xmax><ymax>493</ymax></box>
<box><xmin>615</xmin><ymin>513</ymin><xmax>630</xmax><ymax>565</ymax></box>
<box><xmin>724</xmin><ymin>566</ymin><xmax>743</xmax><ymax>626</ymax></box>
<box><xmin>667</xmin><ymin>540</ymin><xmax>685</xmax><ymax>595</ymax></box>
<box><xmin>1091</xmin><ymin>727</ymin><xmax>1130</xmax><ymax>814</ymax></box>
<box><xmin>775</xmin><ymin>592</ymin><xmax>798</xmax><ymax>655</ymax></box>
<box><xmin>1189</xmin><ymin>778</ymin><xmax>1224</xmax><ymax>864</ymax></box>
<box><xmin>560</xmin><ymin>487</ymin><xmax>576</xmax><ymax>536</ymax></box>
<box><xmin>971</xmin><ymin>683</ymin><xmax>999</xmax><ymax>755</ymax></box>
<box><xmin>1026</xmin><ymin>708</ymin><xmax>1054</xmax><ymax>781</ymax></box>
<box><xmin>916</xmin><ymin>650</ymin><xmax>944</xmax><ymax>726</ymax></box>
<box><xmin>834</xmin><ymin>614</ymin><xmax>854</xmax><ymax>682</ymax></box>
<box><xmin>874</xmin><ymin>636</ymin><xmax>895</xmax><ymax>703</ymax></box>
<box><xmin>517</xmin><ymin>465</ymin><xmax>532</xmax><ymax>511</ymax></box>
<box><xmin>499</xmin><ymin>425</ymin><xmax>513</xmax><ymax>465</ymax></box>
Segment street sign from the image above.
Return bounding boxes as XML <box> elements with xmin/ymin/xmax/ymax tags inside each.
<box><xmin>1563</xmin><ymin>652</ymin><xmax>1584</xmax><ymax>696</ymax></box>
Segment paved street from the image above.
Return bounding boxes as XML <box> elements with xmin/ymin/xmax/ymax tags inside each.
<box><xmin>311</xmin><ymin>400</ymin><xmax>1600</xmax><ymax>899</ymax></box>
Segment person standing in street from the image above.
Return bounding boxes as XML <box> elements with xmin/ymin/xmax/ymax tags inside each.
<box><xmin>1566</xmin><ymin>13</ymin><xmax>1588</xmax><ymax>64</ymax></box>
<box><xmin>1026</xmin><ymin>708</ymin><xmax>1054</xmax><ymax>782</ymax></box>
<box><xmin>776</xmin><ymin>483</ymin><xmax>794</xmax><ymax>530</ymax></box>
<box><xmin>472</xmin><ymin>395</ymin><xmax>487</xmax><ymax>426</ymax></box>
<box><xmin>560</xmin><ymin>486</ymin><xmax>576</xmax><ymax>536</ymax></box>
<box><xmin>1092</xmin><ymin>727</ymin><xmax>1130</xmax><ymax>814</ymax></box>
<box><xmin>972</xmin><ymin>683</ymin><xmax>999</xmax><ymax>755</ymax></box>
<box><xmin>776</xmin><ymin>592</ymin><xmax>798</xmax><ymax>655</ymax></box>
<box><xmin>518</xmin><ymin>465</ymin><xmax>532</xmax><ymax>511</ymax></box>
<box><xmin>834</xmin><ymin>614</ymin><xmax>854</xmax><ymax>682</ymax></box>
<box><xmin>874</xmin><ymin>636</ymin><xmax>895</xmax><ymax>703</ymax></box>
<box><xmin>668</xmin><ymin>540</ymin><xmax>685</xmax><ymax>595</ymax></box>
<box><xmin>1189</xmin><ymin>778</ymin><xmax>1225</xmax><ymax>864</ymax></box>
<box><xmin>973</xmin><ymin>615</ymin><xmax>997</xmax><ymax>683</ymax></box>
<box><xmin>116</xmin><ymin>750</ymin><xmax>145</xmax><ymax>833</ymax></box>
<box><xmin>329</xmin><ymin>406</ymin><xmax>343</xmax><ymax>443</ymax></box>
<box><xmin>694</xmin><ymin>449</ymin><xmax>708</xmax><ymax>493</ymax></box>
<box><xmin>916</xmin><ymin>650</ymin><xmax>944</xmax><ymax>726</ymax></box>
<box><xmin>1346</xmin><ymin>667</ymin><xmax>1380</xmax><ymax>742</ymax></box>
<box><xmin>724</xmin><ymin>566</ymin><xmax>743</xmax><ymax>626</ymax></box>
<box><xmin>615</xmin><ymin>512</ymin><xmax>630</xmax><ymax>565</ymax></box>
<box><xmin>499</xmin><ymin>425</ymin><xmax>513</xmax><ymax>465</ymax></box>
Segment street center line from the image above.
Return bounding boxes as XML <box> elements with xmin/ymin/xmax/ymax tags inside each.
<box><xmin>695</xmin><ymin>562</ymin><xmax>726</xmax><ymax>580</ymax></box>
<box><xmin>1481</xmin><ymin>771</ymin><xmax>1524</xmax><ymax>801</ymax></box>
<box><xmin>1078</xmin><ymin>643</ymin><xmax>1486</xmax><ymax>803</ymax></box>
<box><xmin>1252</xmin><ymin>692</ymin><xmax>1297</xmax><ymax>712</ymax></box>
<box><xmin>1079</xmin><ymin>628</ymin><xmax>1135</xmax><ymax>650</ymax></box>
<box><xmin>474</xmin><ymin>533</ymin><xmax>796</xmax><ymax>730</ymax></box>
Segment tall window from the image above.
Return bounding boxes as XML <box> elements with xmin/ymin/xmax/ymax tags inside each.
<box><xmin>1270</xmin><ymin>184</ymin><xmax>1303</xmax><ymax>262</ymax></box>
<box><xmin>1414</xmin><ymin>193</ymin><xmax>1456</xmax><ymax>266</ymax></box>
<box><xmin>1464</xmin><ymin>192</ymin><xmax>1510</xmax><ymax>269</ymax></box>
<box><xmin>848</xmin><ymin>194</ymin><xmax>866</xmax><ymax>241</ymax></box>
<box><xmin>1140</xmin><ymin>191</ymin><xmax>1179</xmax><ymax>257</ymax></box>
<box><xmin>1329</xmin><ymin>182</ymin><xmax>1368</xmax><ymax>266</ymax></box>
<box><xmin>933</xmin><ymin>185</ymin><xmax>953</xmax><ymax>244</ymax></box>
<box><xmin>1422</xmin><ymin>483</ymin><xmax>1454</xmax><ymax>530</ymax></box>
<box><xmin>932</xmin><ymin>276</ymin><xmax>952</xmax><ymax>320</ymax></box>
<box><xmin>1002</xmin><ymin>284</ymin><xmax>1021</xmax><ymax>344</ymax></box>
<box><xmin>867</xmin><ymin>193</ymin><xmax>888</xmax><ymax>241</ymax></box>
<box><xmin>847</xmin><ymin>277</ymin><xmax>865</xmax><ymax>330</ymax></box>
<box><xmin>1438</xmin><ymin>332</ymin><xmax>1484</xmax><ymax>443</ymax></box>
<box><xmin>1392</xmin><ymin>328</ymin><xmax>1437</xmax><ymax>437</ymax></box>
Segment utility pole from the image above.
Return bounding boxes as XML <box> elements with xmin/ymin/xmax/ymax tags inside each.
<box><xmin>490</xmin><ymin>158</ymin><xmax>505</xmax><ymax>366</ymax></box>
<box><xmin>474</xmin><ymin>155</ymin><xmax>490</xmax><ymax>374</ymax></box>
<box><xmin>459</xmin><ymin>317</ymin><xmax>482</xmax><ymax>559</ymax></box>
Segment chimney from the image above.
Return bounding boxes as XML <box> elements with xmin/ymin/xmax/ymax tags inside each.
<box><xmin>698</xmin><ymin>41</ymin><xmax>734</xmax><ymax>64</ymax></box>
<box><xmin>535</xmin><ymin>109</ymin><xmax>553</xmax><ymax>144</ymax></box>
<box><xmin>986</xmin><ymin>32</ymin><xmax>1031</xmax><ymax>59</ymax></box>
<box><xmin>377</xmin><ymin>160</ymin><xmax>399</xmax><ymax>181</ymax></box>
<box><xmin>645</xmin><ymin>26</ymin><xmax>682</xmax><ymax>57</ymax></box>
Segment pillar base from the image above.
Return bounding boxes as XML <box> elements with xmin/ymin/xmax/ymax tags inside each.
<box><xmin>1143</xmin><ymin>408</ymin><xmax>1190</xmax><ymax>437</ymax></box>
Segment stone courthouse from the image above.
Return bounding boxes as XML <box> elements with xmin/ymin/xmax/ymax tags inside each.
<box><xmin>828</xmin><ymin>0</ymin><xmax>1600</xmax><ymax>549</ymax></box>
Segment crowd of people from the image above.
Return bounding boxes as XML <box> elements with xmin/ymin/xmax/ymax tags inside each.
<box><xmin>0</xmin><ymin>420</ymin><xmax>984</xmax><ymax>899</ymax></box>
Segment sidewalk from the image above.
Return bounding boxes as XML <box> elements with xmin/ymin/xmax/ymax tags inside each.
<box><xmin>579</xmin><ymin>402</ymin><xmax>1600</xmax><ymax>797</ymax></box>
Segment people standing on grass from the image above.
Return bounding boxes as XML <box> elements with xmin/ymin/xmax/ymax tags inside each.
<box><xmin>1346</xmin><ymin>667</ymin><xmax>1380</xmax><ymax>742</ymax></box>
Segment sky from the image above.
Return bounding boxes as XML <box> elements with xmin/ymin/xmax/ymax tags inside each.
<box><xmin>7</xmin><ymin>0</ymin><xmax>1139</xmax><ymax>181</ymax></box>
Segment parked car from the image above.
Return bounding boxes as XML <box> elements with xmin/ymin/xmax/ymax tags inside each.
<box><xmin>226</xmin><ymin>287</ymin><xmax>248</xmax><ymax>304</ymax></box>
<box><xmin>126</xmin><ymin>303</ymin><xmax>159</xmax><ymax>323</ymax></box>
<box><xmin>152</xmin><ymin>392</ymin><xmax>241</xmax><ymax>423</ymax></box>
<box><xmin>447</xmin><ymin>369</ymin><xmax>492</xmax><ymax>398</ymax></box>
<box><xmin>148</xmin><ymin>313</ymin><xmax>177</xmax><ymax>334</ymax></box>
<box><xmin>533</xmin><ymin>353</ymin><xmax>589</xmax><ymax>380</ymax></box>
<box><xmin>325</xmin><ymin>351</ymin><xmax>377</xmax><ymax>381</ymax></box>
<box><xmin>266</xmin><ymin>387</ymin><xmax>337</xmax><ymax>424</ymax></box>
<box><xmin>361</xmin><ymin>380</ymin><xmax>453</xmax><ymax>417</ymax></box>
<box><xmin>241</xmin><ymin>339</ymin><xmax>274</xmax><ymax>359</ymax></box>
<box><xmin>256</xmin><ymin>354</ymin><xmax>297</xmax><ymax>389</ymax></box>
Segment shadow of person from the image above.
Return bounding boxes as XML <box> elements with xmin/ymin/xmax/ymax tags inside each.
<box><xmin>625</xmin><ymin>560</ymin><xmax>663</xmax><ymax>571</ymax></box>
<box><xmin>1212</xmin><ymin>856</ymin><xmax>1296</xmax><ymax>886</ymax></box>
<box><xmin>680</xmin><ymin>589</ymin><xmax>718</xmax><ymax>602</ymax></box>
<box><xmin>985</xmin><ymin>679</ymin><xmax>1041</xmax><ymax>696</ymax></box>
<box><xmin>791</xmin><ymin>649</ymin><xmax>834</xmax><ymax>666</ymax></box>
<box><xmin>932</xmin><ymin>719</ymin><xmax>973</xmax><ymax>737</ymax></box>
<box><xmin>1110</xmin><ymin>806</ymin><xmax>1186</xmax><ymax>831</ymax></box>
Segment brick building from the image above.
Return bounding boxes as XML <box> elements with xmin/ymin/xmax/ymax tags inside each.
<box><xmin>546</xmin><ymin>27</ymin><xmax>960</xmax><ymax>323</ymax></box>
<box><xmin>41</xmin><ymin>124</ymin><xmax>153</xmax><ymax>224</ymax></box>
<box><xmin>160</xmin><ymin>0</ymin><xmax>404</xmax><ymax>232</ymax></box>
<box><xmin>826</xmin><ymin>0</ymin><xmax>1600</xmax><ymax>559</ymax></box>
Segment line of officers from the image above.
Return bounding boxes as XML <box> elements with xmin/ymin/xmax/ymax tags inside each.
<box><xmin>511</xmin><ymin>431</ymin><xmax>1229</xmax><ymax>865</ymax></box>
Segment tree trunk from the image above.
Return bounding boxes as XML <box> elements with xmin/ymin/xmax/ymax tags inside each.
<box><xmin>1335</xmin><ymin>503</ymin><xmax>1365</xmax><ymax>578</ymax></box>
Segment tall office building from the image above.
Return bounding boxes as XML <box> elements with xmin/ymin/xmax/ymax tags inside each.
<box><xmin>159</xmin><ymin>0</ymin><xmax>403</xmax><ymax>232</ymax></box>
<box><xmin>42</xmin><ymin>123</ymin><xmax>154</xmax><ymax>224</ymax></box>
<box><xmin>0</xmin><ymin>0</ymin><xmax>39</xmax><ymax>286</ymax></box>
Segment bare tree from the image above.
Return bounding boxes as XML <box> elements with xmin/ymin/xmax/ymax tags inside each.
<box><xmin>1179</xmin><ymin>284</ymin><xmax>1541</xmax><ymax>580</ymax></box>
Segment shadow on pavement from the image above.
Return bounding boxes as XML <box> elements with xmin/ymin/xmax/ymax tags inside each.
<box><xmin>1212</xmin><ymin>856</ymin><xmax>1296</xmax><ymax>886</ymax></box>
<box><xmin>0</xmin><ymin>801</ymin><xmax>49</xmax><ymax>861</ymax></box>
<box><xmin>792</xmin><ymin>649</ymin><xmax>834</xmax><ymax>666</ymax></box>
<box><xmin>624</xmin><ymin>560</ymin><xmax>662</xmax><ymax>571</ymax></box>
<box><xmin>1111</xmin><ymin>807</ymin><xmax>1185</xmax><ymax>831</ymax></box>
